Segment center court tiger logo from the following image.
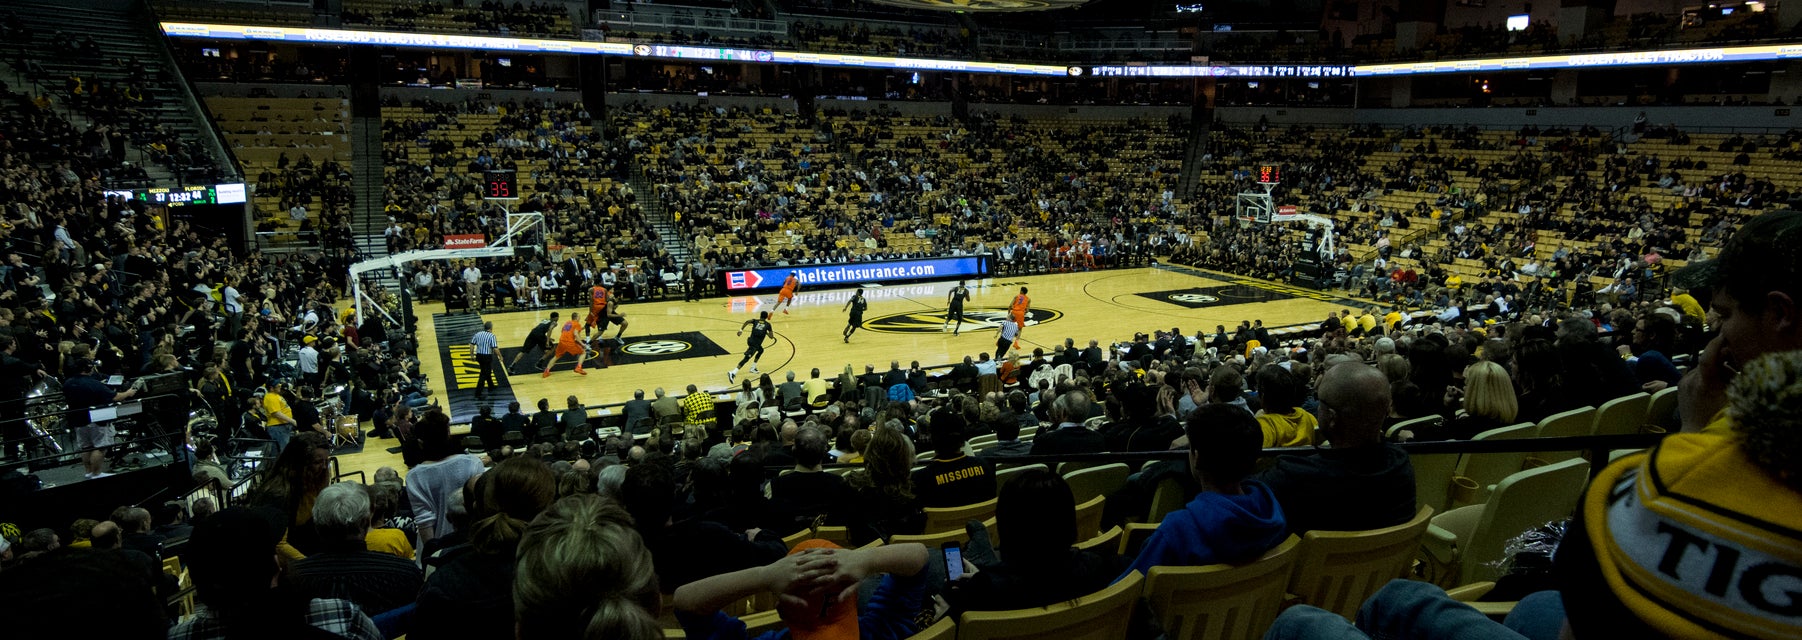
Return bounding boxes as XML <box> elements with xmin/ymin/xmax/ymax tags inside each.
<box><xmin>621</xmin><ymin>339</ymin><xmax>692</xmax><ymax>356</ymax></box>
<box><xmin>863</xmin><ymin>307</ymin><xmax>1063</xmax><ymax>334</ymax></box>
<box><xmin>1168</xmin><ymin>293</ymin><xmax>1220</xmax><ymax>304</ymax></box>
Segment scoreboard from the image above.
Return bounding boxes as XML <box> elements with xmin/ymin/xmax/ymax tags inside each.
<box><xmin>1257</xmin><ymin>165</ymin><xmax>1281</xmax><ymax>184</ymax></box>
<box><xmin>109</xmin><ymin>183</ymin><xmax>247</xmax><ymax>207</ymax></box>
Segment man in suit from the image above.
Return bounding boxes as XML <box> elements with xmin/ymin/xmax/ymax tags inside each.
<box><xmin>1081</xmin><ymin>339</ymin><xmax>1107</xmax><ymax>371</ymax></box>
<box><xmin>1052</xmin><ymin>339</ymin><xmax>1082</xmax><ymax>369</ymax></box>
<box><xmin>858</xmin><ymin>364</ymin><xmax>884</xmax><ymax>391</ymax></box>
<box><xmin>1029</xmin><ymin>389</ymin><xmax>1105</xmax><ymax>455</ymax></box>
<box><xmin>949</xmin><ymin>356</ymin><xmax>980</xmax><ymax>393</ymax></box>
<box><xmin>881</xmin><ymin>360</ymin><xmax>908</xmax><ymax>389</ymax></box>
<box><xmin>650</xmin><ymin>387</ymin><xmax>682</xmax><ymax>422</ymax></box>
<box><xmin>622</xmin><ymin>389</ymin><xmax>655</xmax><ymax>434</ymax></box>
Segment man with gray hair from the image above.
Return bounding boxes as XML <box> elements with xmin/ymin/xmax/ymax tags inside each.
<box><xmin>1372</xmin><ymin>336</ymin><xmax>1396</xmax><ymax>358</ymax></box>
<box><xmin>771</xmin><ymin>424</ymin><xmax>851</xmax><ymax>534</ymax></box>
<box><xmin>286</xmin><ymin>482</ymin><xmax>424</xmax><ymax>615</ymax></box>
<box><xmin>1029</xmin><ymin>389</ymin><xmax>1104</xmax><ymax>455</ymax></box>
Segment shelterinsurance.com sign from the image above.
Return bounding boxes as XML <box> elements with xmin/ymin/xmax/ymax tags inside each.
<box><xmin>724</xmin><ymin>256</ymin><xmax>987</xmax><ymax>292</ymax></box>
<box><xmin>163</xmin><ymin>22</ymin><xmax>1802</xmax><ymax>78</ymax></box>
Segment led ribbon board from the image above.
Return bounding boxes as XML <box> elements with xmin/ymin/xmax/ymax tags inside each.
<box><xmin>161</xmin><ymin>22</ymin><xmax>1067</xmax><ymax>76</ymax></box>
<box><xmin>722</xmin><ymin>255</ymin><xmax>989</xmax><ymax>292</ymax></box>
<box><xmin>162</xmin><ymin>23</ymin><xmax>1799</xmax><ymax>78</ymax></box>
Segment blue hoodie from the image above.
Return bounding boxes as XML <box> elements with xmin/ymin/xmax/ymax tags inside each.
<box><xmin>1117</xmin><ymin>479</ymin><xmax>1288</xmax><ymax>581</ymax></box>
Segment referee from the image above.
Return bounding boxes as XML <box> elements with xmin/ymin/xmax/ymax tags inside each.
<box><xmin>995</xmin><ymin>317</ymin><xmax>1021</xmax><ymax>360</ymax></box>
<box><xmin>472</xmin><ymin>321</ymin><xmax>499</xmax><ymax>396</ymax></box>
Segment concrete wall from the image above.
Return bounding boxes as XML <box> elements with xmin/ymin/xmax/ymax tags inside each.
<box><xmin>382</xmin><ymin>85</ymin><xmax>587</xmax><ymax>104</ymax></box>
<box><xmin>1216</xmin><ymin>107</ymin><xmax>1357</xmax><ymax>125</ymax></box>
<box><xmin>197</xmin><ymin>82</ymin><xmax>350</xmax><ymax>99</ymax></box>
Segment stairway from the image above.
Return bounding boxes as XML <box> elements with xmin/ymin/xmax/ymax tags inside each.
<box><xmin>5</xmin><ymin>1</ymin><xmax>235</xmax><ymax>186</ymax></box>
<box><xmin>1177</xmin><ymin>119</ymin><xmax>1208</xmax><ymax>196</ymax></box>
<box><xmin>350</xmin><ymin>113</ymin><xmax>387</xmax><ymax>259</ymax></box>
<box><xmin>632</xmin><ymin>166</ymin><xmax>691</xmax><ymax>267</ymax></box>
<box><xmin>0</xmin><ymin>60</ymin><xmax>175</xmax><ymax>185</ymax></box>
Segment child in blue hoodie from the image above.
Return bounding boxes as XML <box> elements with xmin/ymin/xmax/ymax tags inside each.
<box><xmin>1119</xmin><ymin>403</ymin><xmax>1288</xmax><ymax>580</ymax></box>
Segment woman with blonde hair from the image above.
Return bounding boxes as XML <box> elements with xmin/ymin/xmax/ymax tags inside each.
<box><xmin>843</xmin><ymin>426</ymin><xmax>920</xmax><ymax>545</ymax></box>
<box><xmin>513</xmin><ymin>494</ymin><xmax>662</xmax><ymax>640</ymax></box>
<box><xmin>1414</xmin><ymin>360</ymin><xmax>1520</xmax><ymax>441</ymax></box>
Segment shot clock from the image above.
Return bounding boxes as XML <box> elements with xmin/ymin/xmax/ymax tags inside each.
<box><xmin>1257</xmin><ymin>165</ymin><xmax>1281</xmax><ymax>184</ymax></box>
<box><xmin>483</xmin><ymin>170</ymin><xmax>519</xmax><ymax>200</ymax></box>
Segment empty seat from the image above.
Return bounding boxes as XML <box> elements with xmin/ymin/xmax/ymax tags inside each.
<box><xmin>1422</xmin><ymin>458</ymin><xmax>1590</xmax><ymax>586</ymax></box>
<box><xmin>1063</xmin><ymin>463</ymin><xmax>1130</xmax><ymax>504</ymax></box>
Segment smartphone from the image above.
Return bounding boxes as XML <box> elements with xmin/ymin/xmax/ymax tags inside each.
<box><xmin>942</xmin><ymin>541</ymin><xmax>964</xmax><ymax>580</ymax></box>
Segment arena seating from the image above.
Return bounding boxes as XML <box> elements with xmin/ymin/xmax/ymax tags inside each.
<box><xmin>380</xmin><ymin>98</ymin><xmax>639</xmax><ymax>266</ymax></box>
<box><xmin>205</xmin><ymin>95</ymin><xmax>353</xmax><ymax>250</ymax></box>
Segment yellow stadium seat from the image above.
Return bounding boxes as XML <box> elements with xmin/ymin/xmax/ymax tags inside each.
<box><xmin>1143</xmin><ymin>536</ymin><xmax>1301</xmax><ymax>640</ymax></box>
<box><xmin>1287</xmin><ymin>506</ymin><xmax>1436</xmax><ymax>620</ymax></box>
<box><xmin>956</xmin><ymin>570</ymin><xmax>1143</xmax><ymax>640</ymax></box>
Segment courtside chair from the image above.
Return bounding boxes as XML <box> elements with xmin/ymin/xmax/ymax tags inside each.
<box><xmin>956</xmin><ymin>570</ymin><xmax>1144</xmax><ymax>640</ymax></box>
<box><xmin>1063</xmin><ymin>463</ymin><xmax>1130</xmax><ymax>504</ymax></box>
<box><xmin>1531</xmin><ymin>406</ymin><xmax>1597</xmax><ymax>464</ymax></box>
<box><xmin>1287</xmin><ymin>506</ymin><xmax>1436</xmax><ymax>620</ymax></box>
<box><xmin>1592</xmin><ymin>392</ymin><xmax>1652</xmax><ymax>437</ymax></box>
<box><xmin>1143</xmin><ymin>536</ymin><xmax>1302</xmax><ymax>640</ymax></box>
<box><xmin>1422</xmin><ymin>458</ymin><xmax>1590</xmax><ymax>586</ymax></box>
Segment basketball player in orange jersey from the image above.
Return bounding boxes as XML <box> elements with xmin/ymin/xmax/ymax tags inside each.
<box><xmin>772</xmin><ymin>271</ymin><xmax>800</xmax><ymax>315</ymax></box>
<box><xmin>542</xmin><ymin>314</ymin><xmax>588</xmax><ymax>377</ymax></box>
<box><xmin>584</xmin><ymin>283</ymin><xmax>629</xmax><ymax>340</ymax></box>
<box><xmin>1009</xmin><ymin>286</ymin><xmax>1030</xmax><ymax>348</ymax></box>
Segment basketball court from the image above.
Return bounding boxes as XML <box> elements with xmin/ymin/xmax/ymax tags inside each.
<box><xmin>421</xmin><ymin>264</ymin><xmax>1371</xmax><ymax>415</ymax></box>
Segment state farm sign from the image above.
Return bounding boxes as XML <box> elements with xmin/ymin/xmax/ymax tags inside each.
<box><xmin>444</xmin><ymin>234</ymin><xmax>487</xmax><ymax>250</ymax></box>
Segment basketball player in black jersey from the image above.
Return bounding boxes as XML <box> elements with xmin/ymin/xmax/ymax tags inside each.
<box><xmin>842</xmin><ymin>289</ymin><xmax>867</xmax><ymax>343</ymax></box>
<box><xmin>728</xmin><ymin>311</ymin><xmax>773</xmax><ymax>383</ymax></box>
<box><xmin>507</xmin><ymin>312</ymin><xmax>558</xmax><ymax>375</ymax></box>
<box><xmin>944</xmin><ymin>279</ymin><xmax>971</xmax><ymax>335</ymax></box>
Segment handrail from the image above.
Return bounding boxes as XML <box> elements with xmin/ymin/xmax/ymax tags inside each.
<box><xmin>0</xmin><ymin>391</ymin><xmax>198</xmax><ymax>472</ymax></box>
<box><xmin>803</xmin><ymin>432</ymin><xmax>1670</xmax><ymax>478</ymax></box>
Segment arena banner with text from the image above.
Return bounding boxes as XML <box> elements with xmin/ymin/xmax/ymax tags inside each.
<box><xmin>723</xmin><ymin>255</ymin><xmax>989</xmax><ymax>293</ymax></box>
<box><xmin>444</xmin><ymin>234</ymin><xmax>487</xmax><ymax>250</ymax></box>
<box><xmin>434</xmin><ymin>313</ymin><xmax>514</xmax><ymax>423</ymax></box>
